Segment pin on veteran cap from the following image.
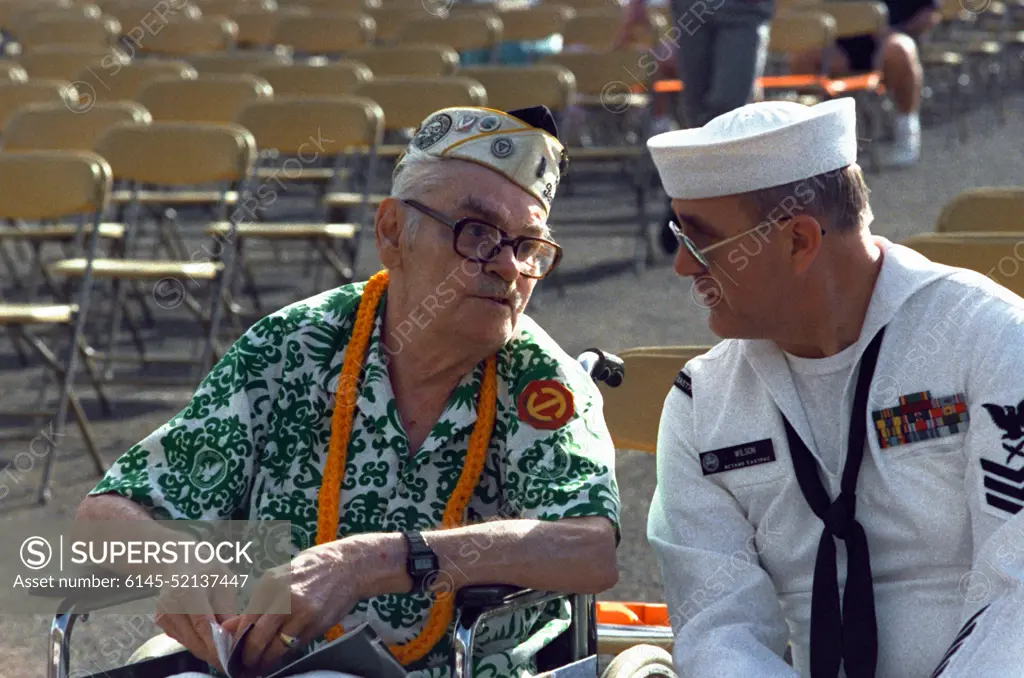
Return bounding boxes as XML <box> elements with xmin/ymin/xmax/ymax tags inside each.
<box><xmin>395</xmin><ymin>105</ymin><xmax>568</xmax><ymax>214</ymax></box>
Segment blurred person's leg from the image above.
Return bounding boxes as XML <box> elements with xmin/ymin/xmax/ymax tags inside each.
<box><xmin>879</xmin><ymin>30</ymin><xmax>924</xmax><ymax>166</ymax></box>
<box><xmin>702</xmin><ymin>6</ymin><xmax>773</xmax><ymax>121</ymax></box>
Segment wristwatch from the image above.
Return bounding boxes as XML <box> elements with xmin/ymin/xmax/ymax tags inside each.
<box><xmin>402</xmin><ymin>530</ymin><xmax>439</xmax><ymax>593</ymax></box>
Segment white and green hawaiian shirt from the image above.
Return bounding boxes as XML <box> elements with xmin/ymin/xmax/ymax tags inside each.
<box><xmin>89</xmin><ymin>281</ymin><xmax>620</xmax><ymax>678</ymax></box>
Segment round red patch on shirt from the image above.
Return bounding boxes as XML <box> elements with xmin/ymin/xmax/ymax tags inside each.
<box><xmin>517</xmin><ymin>380</ymin><xmax>575</xmax><ymax>429</ymax></box>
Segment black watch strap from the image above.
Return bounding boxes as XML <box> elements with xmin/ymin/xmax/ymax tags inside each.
<box><xmin>402</xmin><ymin>530</ymin><xmax>438</xmax><ymax>593</ymax></box>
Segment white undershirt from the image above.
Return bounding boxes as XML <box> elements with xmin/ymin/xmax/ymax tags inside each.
<box><xmin>784</xmin><ymin>342</ymin><xmax>860</xmax><ymax>476</ymax></box>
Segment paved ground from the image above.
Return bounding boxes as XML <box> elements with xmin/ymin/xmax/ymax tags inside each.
<box><xmin>0</xmin><ymin>91</ymin><xmax>1021</xmax><ymax>677</ymax></box>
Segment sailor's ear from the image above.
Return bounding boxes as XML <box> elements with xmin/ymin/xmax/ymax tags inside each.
<box><xmin>788</xmin><ymin>214</ymin><xmax>825</xmax><ymax>274</ymax></box>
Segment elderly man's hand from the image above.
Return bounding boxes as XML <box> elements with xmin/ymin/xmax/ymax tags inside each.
<box><xmin>152</xmin><ymin>560</ymin><xmax>239</xmax><ymax>673</ymax></box>
<box><xmin>224</xmin><ymin>539</ymin><xmax>368</xmax><ymax>674</ymax></box>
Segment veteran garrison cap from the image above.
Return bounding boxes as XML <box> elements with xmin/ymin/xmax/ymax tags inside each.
<box><xmin>394</xmin><ymin>105</ymin><xmax>568</xmax><ymax>215</ymax></box>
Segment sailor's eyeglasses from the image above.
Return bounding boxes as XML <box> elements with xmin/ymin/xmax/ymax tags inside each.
<box><xmin>668</xmin><ymin>217</ymin><xmax>823</xmax><ymax>270</ymax></box>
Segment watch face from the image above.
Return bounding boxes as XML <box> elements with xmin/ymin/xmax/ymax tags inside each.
<box><xmin>413</xmin><ymin>556</ymin><xmax>435</xmax><ymax>571</ymax></box>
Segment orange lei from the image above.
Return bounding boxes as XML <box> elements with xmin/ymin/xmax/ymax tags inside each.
<box><xmin>315</xmin><ymin>269</ymin><xmax>498</xmax><ymax>665</ymax></box>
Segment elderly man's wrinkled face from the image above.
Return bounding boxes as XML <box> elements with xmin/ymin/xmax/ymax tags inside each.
<box><xmin>381</xmin><ymin>161</ymin><xmax>552</xmax><ymax>351</ymax></box>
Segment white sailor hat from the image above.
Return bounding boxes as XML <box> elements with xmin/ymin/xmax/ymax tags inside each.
<box><xmin>394</xmin><ymin>105</ymin><xmax>568</xmax><ymax>215</ymax></box>
<box><xmin>647</xmin><ymin>98</ymin><xmax>859</xmax><ymax>200</ymax></box>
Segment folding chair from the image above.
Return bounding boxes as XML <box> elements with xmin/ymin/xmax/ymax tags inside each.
<box><xmin>323</xmin><ymin>75</ymin><xmax>486</xmax><ymax>219</ymax></box>
<box><xmin>759</xmin><ymin>9</ymin><xmax>838</xmax><ymax>102</ymax></box>
<box><xmin>45</xmin><ymin>121</ymin><xmax>258</xmax><ymax>384</ymax></box>
<box><xmin>900</xmin><ymin>233</ymin><xmax>1024</xmax><ymax>298</ymax></box>
<box><xmin>362</xmin><ymin>6</ymin><xmax>420</xmax><ymax>42</ymax></box>
<box><xmin>186</xmin><ymin>50</ymin><xmax>294</xmax><ymax>75</ymax></box>
<box><xmin>593</xmin><ymin>346</ymin><xmax>713</xmax><ymax>453</ymax></box>
<box><xmin>345</xmin><ymin>44</ymin><xmax>459</xmax><ymax>76</ymax></box>
<box><xmin>0</xmin><ymin>149</ymin><xmax>113</xmax><ymax>505</ymax></box>
<box><xmin>102</xmin><ymin>0</ymin><xmax>202</xmax><ymax>49</ymax></box>
<box><xmin>3</xmin><ymin>2</ymin><xmax>104</xmax><ymax>42</ymax></box>
<box><xmin>252</xmin><ymin>60</ymin><xmax>372</xmax><ymax>97</ymax></box>
<box><xmin>0</xmin><ymin>101</ymin><xmax>150</xmax><ymax>291</ymax></box>
<box><xmin>394</xmin><ymin>12</ymin><xmax>504</xmax><ymax>59</ymax></box>
<box><xmin>71</xmin><ymin>58</ymin><xmax>197</xmax><ymax>105</ymax></box>
<box><xmin>934</xmin><ymin>187</ymin><xmax>1024</xmax><ymax>233</ymax></box>
<box><xmin>270</xmin><ymin>11</ymin><xmax>375</xmax><ymax>56</ymax></box>
<box><xmin>229</xmin><ymin>5</ymin><xmax>310</xmax><ymax>49</ymax></box>
<box><xmin>493</xmin><ymin>4</ymin><xmax>573</xmax><ymax>61</ymax></box>
<box><xmin>538</xmin><ymin>49</ymin><xmax>654</xmax><ymax>273</ymax></box>
<box><xmin>13</xmin><ymin>13</ymin><xmax>121</xmax><ymax>50</ymax></box>
<box><xmin>561</xmin><ymin>9</ymin><xmax>627</xmax><ymax>51</ymax></box>
<box><xmin>0</xmin><ymin>79</ymin><xmax>76</xmax><ymax>130</ymax></box>
<box><xmin>131</xmin><ymin>15</ymin><xmax>238</xmax><ymax>57</ymax></box>
<box><xmin>215</xmin><ymin>96</ymin><xmax>384</xmax><ymax>309</ymax></box>
<box><xmin>0</xmin><ymin>60</ymin><xmax>28</xmax><ymax>81</ymax></box>
<box><xmin>136</xmin><ymin>73</ymin><xmax>274</xmax><ymax>124</ymax></box>
<box><xmin>17</xmin><ymin>44</ymin><xmax>128</xmax><ymax>82</ymax></box>
<box><xmin>455</xmin><ymin>63</ymin><xmax>576</xmax><ymax>117</ymax></box>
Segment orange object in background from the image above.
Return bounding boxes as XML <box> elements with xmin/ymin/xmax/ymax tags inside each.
<box><xmin>596</xmin><ymin>601</ymin><xmax>671</xmax><ymax>626</ymax></box>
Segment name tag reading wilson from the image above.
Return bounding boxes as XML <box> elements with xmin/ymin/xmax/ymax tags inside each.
<box><xmin>700</xmin><ymin>439</ymin><xmax>776</xmax><ymax>476</ymax></box>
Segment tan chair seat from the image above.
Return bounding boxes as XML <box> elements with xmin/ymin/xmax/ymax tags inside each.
<box><xmin>920</xmin><ymin>50</ymin><xmax>965</xmax><ymax>66</ymax></box>
<box><xmin>0</xmin><ymin>223</ymin><xmax>124</xmax><ymax>240</ymax></box>
<box><xmin>0</xmin><ymin>303</ymin><xmax>76</xmax><ymax>325</ymax></box>
<box><xmin>324</xmin><ymin>191</ymin><xmax>390</xmax><ymax>208</ymax></box>
<box><xmin>567</xmin><ymin>146</ymin><xmax>646</xmax><ymax>159</ymax></box>
<box><xmin>255</xmin><ymin>166</ymin><xmax>349</xmax><ymax>182</ymax></box>
<box><xmin>47</xmin><ymin>259</ymin><xmax>223</xmax><ymax>280</ymax></box>
<box><xmin>112</xmin><ymin>189</ymin><xmax>240</xmax><ymax>205</ymax></box>
<box><xmin>205</xmin><ymin>222</ymin><xmax>358</xmax><ymax>239</ymax></box>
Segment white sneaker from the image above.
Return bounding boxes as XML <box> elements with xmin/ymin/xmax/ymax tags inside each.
<box><xmin>883</xmin><ymin>112</ymin><xmax>921</xmax><ymax>168</ymax></box>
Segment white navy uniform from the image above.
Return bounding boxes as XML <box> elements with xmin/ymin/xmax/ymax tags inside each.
<box><xmin>648</xmin><ymin>237</ymin><xmax>1024</xmax><ymax>677</ymax></box>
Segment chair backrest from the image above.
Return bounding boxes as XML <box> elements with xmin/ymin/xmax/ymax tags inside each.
<box><xmin>561</xmin><ymin>9</ymin><xmax>622</xmax><ymax>51</ymax></box>
<box><xmin>821</xmin><ymin>0</ymin><xmax>888</xmax><ymax>38</ymax></box>
<box><xmin>0</xmin><ymin>80</ymin><xmax>74</xmax><ymax>130</ymax></box>
<box><xmin>0</xmin><ymin>149</ymin><xmax>112</xmax><ymax>220</ymax></box>
<box><xmin>253</xmin><ymin>60</ymin><xmax>372</xmax><ymax>97</ymax></box>
<box><xmin>0</xmin><ymin>0</ymin><xmax>74</xmax><ymax>34</ymax></box>
<box><xmin>495</xmin><ymin>5</ymin><xmax>573</xmax><ymax>42</ymax></box>
<box><xmin>456</xmin><ymin>64</ymin><xmax>576</xmax><ymax>112</ymax></box>
<box><xmin>94</xmin><ymin>120</ymin><xmax>257</xmax><ymax>186</ymax></box>
<box><xmin>540</xmin><ymin>50</ymin><xmax>648</xmax><ymax>97</ymax></box>
<box><xmin>0</xmin><ymin>60</ymin><xmax>29</xmax><ymax>82</ymax></box>
<box><xmin>200</xmin><ymin>0</ymin><xmax>277</xmax><ymax>14</ymax></box>
<box><xmin>272</xmin><ymin>11</ymin><xmax>374</xmax><ymax>54</ymax></box>
<box><xmin>345</xmin><ymin>44</ymin><xmax>459</xmax><ymax>77</ymax></box>
<box><xmin>137</xmin><ymin>74</ymin><xmax>274</xmax><ymax>123</ymax></box>
<box><xmin>395</xmin><ymin>13</ymin><xmax>503</xmax><ymax>51</ymax></box>
<box><xmin>15</xmin><ymin>14</ymin><xmax>121</xmax><ymax>50</ymax></box>
<box><xmin>235</xmin><ymin>96</ymin><xmax>384</xmax><ymax>156</ymax></box>
<box><xmin>354</xmin><ymin>76</ymin><xmax>486</xmax><ymax>130</ymax></box>
<box><xmin>6</xmin><ymin>3</ymin><xmax>103</xmax><ymax>38</ymax></box>
<box><xmin>935</xmin><ymin>187</ymin><xmax>1024</xmax><ymax>233</ymax></box>
<box><xmin>596</xmin><ymin>346</ymin><xmax>713</xmax><ymax>453</ymax></box>
<box><xmin>900</xmin><ymin>233</ymin><xmax>1024</xmax><ymax>298</ymax></box>
<box><xmin>293</xmin><ymin>0</ymin><xmax>378</xmax><ymax>10</ymax></box>
<box><xmin>769</xmin><ymin>9</ymin><xmax>837</xmax><ymax>55</ymax></box>
<box><xmin>363</xmin><ymin>7</ymin><xmax>419</xmax><ymax>41</ymax></box>
<box><xmin>227</xmin><ymin>5</ymin><xmax>302</xmax><ymax>46</ymax></box>
<box><xmin>135</xmin><ymin>16</ymin><xmax>238</xmax><ymax>56</ymax></box>
<box><xmin>105</xmin><ymin>1</ymin><xmax>203</xmax><ymax>43</ymax></box>
<box><xmin>18</xmin><ymin>44</ymin><xmax>128</xmax><ymax>81</ymax></box>
<box><xmin>72</xmin><ymin>58</ymin><xmax>197</xmax><ymax>103</ymax></box>
<box><xmin>553</xmin><ymin>0</ymin><xmax>619</xmax><ymax>10</ymax></box>
<box><xmin>1</xmin><ymin>100</ymin><xmax>150</xmax><ymax>151</ymax></box>
<box><xmin>187</xmin><ymin>50</ymin><xmax>293</xmax><ymax>75</ymax></box>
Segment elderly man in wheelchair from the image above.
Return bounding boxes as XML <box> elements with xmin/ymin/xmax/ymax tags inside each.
<box><xmin>63</xmin><ymin>104</ymin><xmax>641</xmax><ymax>678</ymax></box>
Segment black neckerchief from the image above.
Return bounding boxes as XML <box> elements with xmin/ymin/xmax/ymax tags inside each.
<box><xmin>780</xmin><ymin>326</ymin><xmax>886</xmax><ymax>678</ymax></box>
